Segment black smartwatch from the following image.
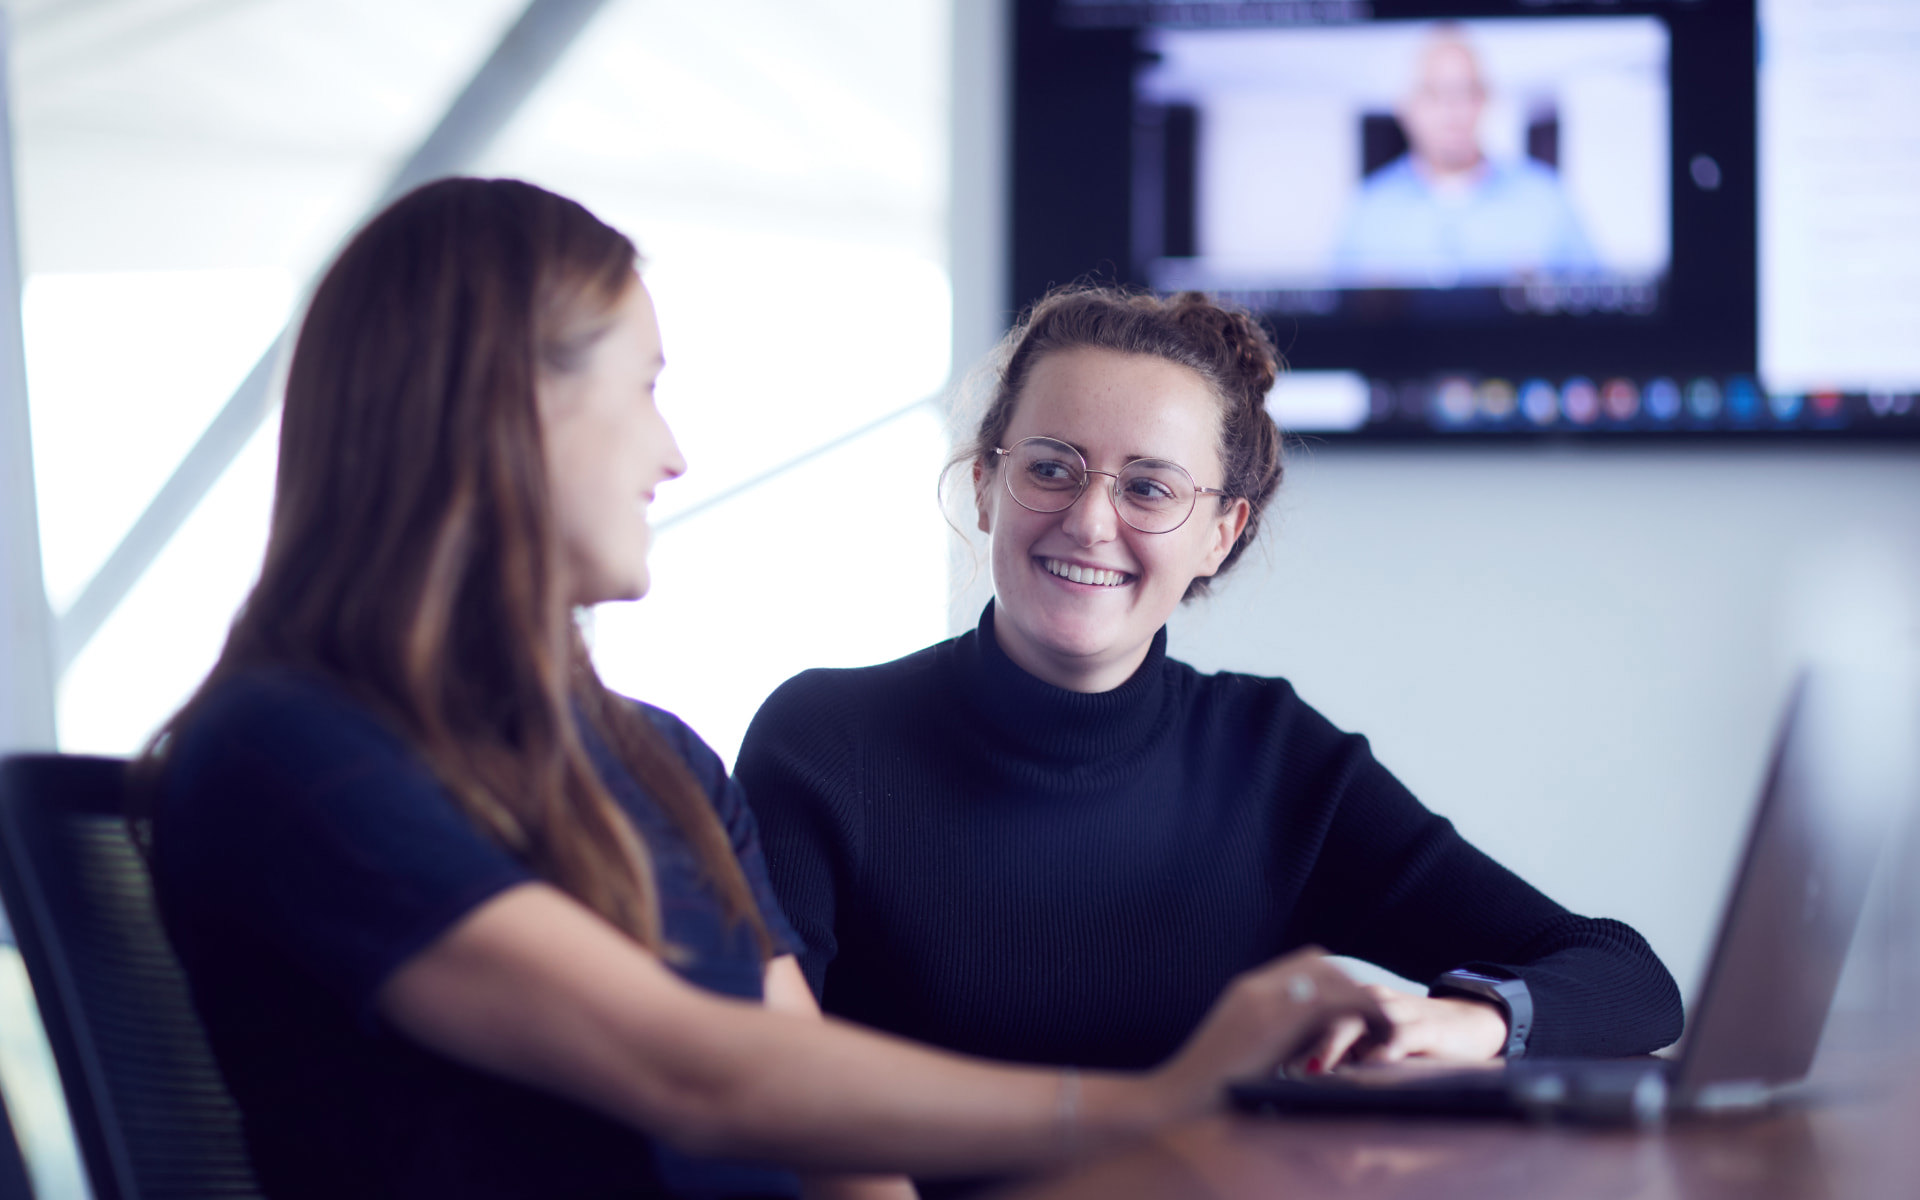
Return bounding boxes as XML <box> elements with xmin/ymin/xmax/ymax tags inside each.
<box><xmin>1429</xmin><ymin>968</ymin><xmax>1533</xmax><ymax>1059</ymax></box>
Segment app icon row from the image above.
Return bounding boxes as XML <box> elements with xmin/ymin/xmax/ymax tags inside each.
<box><xmin>1365</xmin><ymin>376</ymin><xmax>1919</xmax><ymax>430</ymax></box>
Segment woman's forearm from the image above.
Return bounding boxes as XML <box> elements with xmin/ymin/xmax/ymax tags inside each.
<box><xmin>385</xmin><ymin>885</ymin><xmax>1377</xmax><ymax>1177</ymax></box>
<box><xmin>801</xmin><ymin>1173</ymin><xmax>919</xmax><ymax>1200</ymax></box>
<box><xmin>619</xmin><ymin>994</ymin><xmax>1161</xmax><ymax>1173</ymax></box>
<box><xmin>384</xmin><ymin>885</ymin><xmax>1168</xmax><ymax>1176</ymax></box>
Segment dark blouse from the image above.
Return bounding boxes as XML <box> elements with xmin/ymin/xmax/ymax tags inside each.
<box><xmin>737</xmin><ymin>604</ymin><xmax>1683</xmax><ymax>1071</ymax></box>
<box><xmin>154</xmin><ymin>667</ymin><xmax>802</xmax><ymax>1200</ymax></box>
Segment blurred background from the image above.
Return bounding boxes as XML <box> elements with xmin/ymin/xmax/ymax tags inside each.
<box><xmin>12</xmin><ymin>0</ymin><xmax>956</xmax><ymax>768</ymax></box>
<box><xmin>1</xmin><ymin>1</ymin><xmax>1917</xmax><ymax>1196</ymax></box>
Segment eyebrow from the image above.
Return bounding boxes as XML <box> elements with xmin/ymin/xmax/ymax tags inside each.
<box><xmin>1042</xmin><ymin>436</ymin><xmax>1170</xmax><ymax>464</ymax></box>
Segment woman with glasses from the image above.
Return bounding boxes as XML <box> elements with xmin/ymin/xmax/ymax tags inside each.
<box><xmin>736</xmin><ymin>288</ymin><xmax>1684</xmax><ymax>1140</ymax></box>
<box><xmin>145</xmin><ymin>185</ymin><xmax>1388</xmax><ymax>1200</ymax></box>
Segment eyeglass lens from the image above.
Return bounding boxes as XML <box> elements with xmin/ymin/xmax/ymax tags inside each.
<box><xmin>1003</xmin><ymin>437</ymin><xmax>1197</xmax><ymax>533</ymax></box>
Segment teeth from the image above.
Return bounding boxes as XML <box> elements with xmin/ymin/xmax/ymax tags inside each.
<box><xmin>1044</xmin><ymin>558</ymin><xmax>1130</xmax><ymax>587</ymax></box>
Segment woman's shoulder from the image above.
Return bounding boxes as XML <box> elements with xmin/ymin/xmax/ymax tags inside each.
<box><xmin>1168</xmin><ymin>659</ymin><xmax>1357</xmax><ymax>747</ymax></box>
<box><xmin>1170</xmin><ymin>661</ymin><xmax>1410</xmax><ymax>817</ymax></box>
<box><xmin>753</xmin><ymin>638</ymin><xmax>956</xmax><ymax>727</ymax></box>
<box><xmin>155</xmin><ymin>669</ymin><xmax>447</xmax><ymax>855</ymax></box>
<box><xmin>615</xmin><ymin>697</ymin><xmax>732</xmax><ymax>801</ymax></box>
<box><xmin>622</xmin><ymin>695</ymin><xmax>706</xmax><ymax>757</ymax></box>
<box><xmin>1167</xmin><ymin>656</ymin><xmax>1303</xmax><ymax>708</ymax></box>
<box><xmin>167</xmin><ymin>665</ymin><xmax>419</xmax><ymax>790</ymax></box>
<box><xmin>735</xmin><ymin>639</ymin><xmax>960</xmax><ymax>793</ymax></box>
<box><xmin>152</xmin><ymin>667</ymin><xmax>493</xmax><ymax>906</ymax></box>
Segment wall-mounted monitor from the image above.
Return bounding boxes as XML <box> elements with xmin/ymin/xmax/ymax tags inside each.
<box><xmin>1012</xmin><ymin>0</ymin><xmax>1920</xmax><ymax>440</ymax></box>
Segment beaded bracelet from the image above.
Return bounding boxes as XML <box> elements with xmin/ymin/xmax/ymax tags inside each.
<box><xmin>1056</xmin><ymin>1066</ymin><xmax>1081</xmax><ymax>1158</ymax></box>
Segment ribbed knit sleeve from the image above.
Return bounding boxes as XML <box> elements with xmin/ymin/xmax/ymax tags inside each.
<box><xmin>736</xmin><ymin>669</ymin><xmax>865</xmax><ymax>996</ymax></box>
<box><xmin>1274</xmin><ymin>700</ymin><xmax>1683</xmax><ymax>1056</ymax></box>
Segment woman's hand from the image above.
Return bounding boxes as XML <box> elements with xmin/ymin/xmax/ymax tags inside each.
<box><xmin>1149</xmin><ymin>949</ymin><xmax>1390</xmax><ymax>1120</ymax></box>
<box><xmin>1288</xmin><ymin>985</ymin><xmax>1507</xmax><ymax>1075</ymax></box>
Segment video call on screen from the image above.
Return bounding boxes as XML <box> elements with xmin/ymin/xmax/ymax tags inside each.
<box><xmin>1014</xmin><ymin>0</ymin><xmax>1920</xmax><ymax>441</ymax></box>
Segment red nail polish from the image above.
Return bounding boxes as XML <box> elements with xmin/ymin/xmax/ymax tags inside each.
<box><xmin>1307</xmin><ymin>1057</ymin><xmax>1322</xmax><ymax>1074</ymax></box>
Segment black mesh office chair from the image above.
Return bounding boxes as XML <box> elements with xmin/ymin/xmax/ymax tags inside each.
<box><xmin>0</xmin><ymin>755</ymin><xmax>262</xmax><ymax>1200</ymax></box>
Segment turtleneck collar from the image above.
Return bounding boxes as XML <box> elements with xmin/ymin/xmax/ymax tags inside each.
<box><xmin>950</xmin><ymin>601</ymin><xmax>1173</xmax><ymax>764</ymax></box>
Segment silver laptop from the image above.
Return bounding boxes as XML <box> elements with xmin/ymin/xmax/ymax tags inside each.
<box><xmin>1230</xmin><ymin>667</ymin><xmax>1917</xmax><ymax>1124</ymax></box>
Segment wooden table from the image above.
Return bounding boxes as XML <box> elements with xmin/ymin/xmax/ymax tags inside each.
<box><xmin>996</xmin><ymin>1043</ymin><xmax>1920</xmax><ymax>1199</ymax></box>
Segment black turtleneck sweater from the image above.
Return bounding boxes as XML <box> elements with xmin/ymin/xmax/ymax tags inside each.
<box><xmin>737</xmin><ymin>605</ymin><xmax>1683</xmax><ymax>1070</ymax></box>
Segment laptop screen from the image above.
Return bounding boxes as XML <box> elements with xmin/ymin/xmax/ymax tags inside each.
<box><xmin>1675</xmin><ymin>670</ymin><xmax>1918</xmax><ymax>1101</ymax></box>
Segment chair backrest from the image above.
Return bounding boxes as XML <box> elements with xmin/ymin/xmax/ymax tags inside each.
<box><xmin>0</xmin><ymin>755</ymin><xmax>262</xmax><ymax>1200</ymax></box>
<box><xmin>0</xmin><ymin>1090</ymin><xmax>34</xmax><ymax>1200</ymax></box>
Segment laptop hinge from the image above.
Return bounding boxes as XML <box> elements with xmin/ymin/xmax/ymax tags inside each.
<box><xmin>1690</xmin><ymin>1079</ymin><xmax>1775</xmax><ymax>1111</ymax></box>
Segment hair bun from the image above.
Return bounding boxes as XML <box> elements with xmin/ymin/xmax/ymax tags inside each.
<box><xmin>1167</xmin><ymin>291</ymin><xmax>1280</xmax><ymax>412</ymax></box>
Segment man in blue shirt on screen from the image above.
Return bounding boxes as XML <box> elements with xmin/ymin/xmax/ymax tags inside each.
<box><xmin>1333</xmin><ymin>28</ymin><xmax>1599</xmax><ymax>287</ymax></box>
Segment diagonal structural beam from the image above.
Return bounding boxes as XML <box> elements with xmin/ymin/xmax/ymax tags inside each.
<box><xmin>0</xmin><ymin>10</ymin><xmax>56</xmax><ymax>757</ymax></box>
<box><xmin>653</xmin><ymin>395</ymin><xmax>937</xmax><ymax>535</ymax></box>
<box><xmin>52</xmin><ymin>0</ymin><xmax>615</xmax><ymax>677</ymax></box>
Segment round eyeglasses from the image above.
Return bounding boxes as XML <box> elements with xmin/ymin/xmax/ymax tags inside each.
<box><xmin>990</xmin><ymin>436</ymin><xmax>1231</xmax><ymax>535</ymax></box>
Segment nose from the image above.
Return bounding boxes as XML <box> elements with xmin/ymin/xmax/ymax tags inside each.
<box><xmin>1059</xmin><ymin>474</ymin><xmax>1121</xmax><ymax>546</ymax></box>
<box><xmin>655</xmin><ymin>412</ymin><xmax>689</xmax><ymax>482</ymax></box>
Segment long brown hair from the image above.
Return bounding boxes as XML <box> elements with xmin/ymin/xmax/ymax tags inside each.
<box><xmin>143</xmin><ymin>178</ymin><xmax>771</xmax><ymax>958</ymax></box>
<box><xmin>955</xmin><ymin>285</ymin><xmax>1285</xmax><ymax>600</ymax></box>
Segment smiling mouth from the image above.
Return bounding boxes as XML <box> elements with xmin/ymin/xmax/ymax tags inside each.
<box><xmin>1040</xmin><ymin>557</ymin><xmax>1134</xmax><ymax>588</ymax></box>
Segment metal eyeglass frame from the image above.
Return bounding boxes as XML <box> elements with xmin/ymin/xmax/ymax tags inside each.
<box><xmin>990</xmin><ymin>436</ymin><xmax>1232</xmax><ymax>534</ymax></box>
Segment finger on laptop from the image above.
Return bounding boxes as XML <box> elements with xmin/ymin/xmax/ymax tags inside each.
<box><xmin>1286</xmin><ymin>1014</ymin><xmax>1366</xmax><ymax>1076</ymax></box>
<box><xmin>1353</xmin><ymin>990</ymin><xmax>1509</xmax><ymax>1063</ymax></box>
<box><xmin>1295</xmin><ymin>985</ymin><xmax>1450</xmax><ymax>1071</ymax></box>
<box><xmin>1285</xmin><ymin>980</ymin><xmax>1404</xmax><ymax>1074</ymax></box>
<box><xmin>1165</xmin><ymin>947</ymin><xmax>1390</xmax><ymax>1106</ymax></box>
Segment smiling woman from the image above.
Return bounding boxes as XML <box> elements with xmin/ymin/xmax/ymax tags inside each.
<box><xmin>737</xmin><ymin>285</ymin><xmax>1685</xmax><ymax>1194</ymax></box>
<box><xmin>539</xmin><ymin>280</ymin><xmax>685</xmax><ymax>606</ymax></box>
<box><xmin>972</xmin><ymin>344</ymin><xmax>1251</xmax><ymax>693</ymax></box>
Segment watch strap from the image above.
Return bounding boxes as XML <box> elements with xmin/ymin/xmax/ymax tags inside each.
<box><xmin>1429</xmin><ymin>968</ymin><xmax>1533</xmax><ymax>1059</ymax></box>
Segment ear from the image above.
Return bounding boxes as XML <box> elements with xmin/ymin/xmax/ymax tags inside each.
<box><xmin>1193</xmin><ymin>497</ymin><xmax>1251</xmax><ymax>579</ymax></box>
<box><xmin>973</xmin><ymin>459</ymin><xmax>993</xmax><ymax>535</ymax></box>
